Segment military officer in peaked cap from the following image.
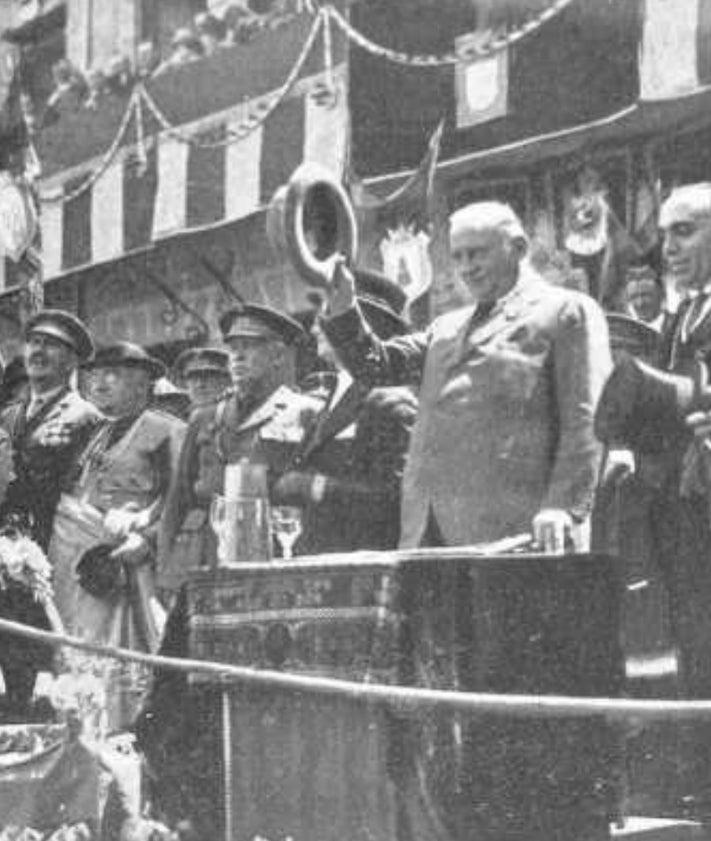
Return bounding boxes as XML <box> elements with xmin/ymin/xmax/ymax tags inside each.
<box><xmin>158</xmin><ymin>303</ymin><xmax>317</xmax><ymax>598</ymax></box>
<box><xmin>174</xmin><ymin>346</ymin><xmax>231</xmax><ymax>413</ymax></box>
<box><xmin>0</xmin><ymin>309</ymin><xmax>101</xmax><ymax>719</ymax></box>
<box><xmin>0</xmin><ymin>309</ymin><xmax>101</xmax><ymax>545</ymax></box>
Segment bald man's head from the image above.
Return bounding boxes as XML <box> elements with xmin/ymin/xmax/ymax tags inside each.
<box><xmin>448</xmin><ymin>201</ymin><xmax>528</xmax><ymax>303</ymax></box>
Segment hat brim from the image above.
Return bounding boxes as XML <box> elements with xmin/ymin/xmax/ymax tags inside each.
<box><xmin>25</xmin><ymin>310</ymin><xmax>94</xmax><ymax>363</ymax></box>
<box><xmin>595</xmin><ymin>353</ymin><xmax>694</xmax><ymax>452</ymax></box>
<box><xmin>183</xmin><ymin>365</ymin><xmax>232</xmax><ymax>378</ymax></box>
<box><xmin>27</xmin><ymin>324</ymin><xmax>93</xmax><ymax>362</ymax></box>
<box><xmin>86</xmin><ymin>357</ymin><xmax>166</xmax><ymax>380</ymax></box>
<box><xmin>219</xmin><ymin>305</ymin><xmax>304</xmax><ymax>346</ymax></box>
<box><xmin>359</xmin><ymin>299</ymin><xmax>409</xmax><ymax>338</ymax></box>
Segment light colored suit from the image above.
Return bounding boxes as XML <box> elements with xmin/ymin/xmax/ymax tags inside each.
<box><xmin>324</xmin><ymin>267</ymin><xmax>611</xmax><ymax>548</ymax></box>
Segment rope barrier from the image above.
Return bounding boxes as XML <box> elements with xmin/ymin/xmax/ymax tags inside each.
<box><xmin>138</xmin><ymin>8</ymin><xmax>325</xmax><ymax>150</ymax></box>
<box><xmin>38</xmin><ymin>88</ymin><xmax>140</xmax><ymax>206</ymax></box>
<box><xmin>326</xmin><ymin>0</ymin><xmax>577</xmax><ymax>67</ymax></box>
<box><xmin>2</xmin><ymin>614</ymin><xmax>711</xmax><ymax>723</ymax></box>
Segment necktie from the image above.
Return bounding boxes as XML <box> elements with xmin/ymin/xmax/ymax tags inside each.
<box><xmin>467</xmin><ymin>300</ymin><xmax>497</xmax><ymax>333</ymax></box>
<box><xmin>681</xmin><ymin>293</ymin><xmax>709</xmax><ymax>343</ymax></box>
<box><xmin>105</xmin><ymin>414</ymin><xmax>140</xmax><ymax>448</ymax></box>
<box><xmin>27</xmin><ymin>396</ymin><xmax>45</xmax><ymax>420</ymax></box>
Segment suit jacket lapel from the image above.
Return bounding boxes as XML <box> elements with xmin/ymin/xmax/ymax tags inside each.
<box><xmin>300</xmin><ymin>383</ymin><xmax>364</xmax><ymax>462</ymax></box>
<box><xmin>21</xmin><ymin>387</ymin><xmax>70</xmax><ymax>440</ymax></box>
<box><xmin>687</xmin><ymin>300</ymin><xmax>711</xmax><ymax>346</ymax></box>
<box><xmin>458</xmin><ymin>276</ymin><xmax>545</xmax><ymax>354</ymax></box>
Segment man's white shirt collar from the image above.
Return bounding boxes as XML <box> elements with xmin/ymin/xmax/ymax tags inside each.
<box><xmin>28</xmin><ymin>384</ymin><xmax>64</xmax><ymax>417</ymax></box>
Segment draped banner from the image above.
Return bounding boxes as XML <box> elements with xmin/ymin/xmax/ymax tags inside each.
<box><xmin>639</xmin><ymin>0</ymin><xmax>711</xmax><ymax>100</ymax></box>
<box><xmin>39</xmin><ymin>65</ymin><xmax>348</xmax><ymax>280</ymax></box>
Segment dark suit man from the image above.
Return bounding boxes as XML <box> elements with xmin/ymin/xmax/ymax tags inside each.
<box><xmin>0</xmin><ymin>309</ymin><xmax>100</xmax><ymax>718</ymax></box>
<box><xmin>273</xmin><ymin>269</ymin><xmax>417</xmax><ymax>554</ymax></box>
<box><xmin>323</xmin><ymin>201</ymin><xmax>611</xmax><ymax>552</ymax></box>
<box><xmin>632</xmin><ymin>183</ymin><xmax>711</xmax><ymax>814</ymax></box>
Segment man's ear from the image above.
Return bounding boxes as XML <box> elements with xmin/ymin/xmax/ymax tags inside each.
<box><xmin>512</xmin><ymin>236</ymin><xmax>528</xmax><ymax>260</ymax></box>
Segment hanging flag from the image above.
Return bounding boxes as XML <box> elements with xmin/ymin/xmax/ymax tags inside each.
<box><xmin>639</xmin><ymin>0</ymin><xmax>703</xmax><ymax>100</ymax></box>
<box><xmin>0</xmin><ymin>38</ymin><xmax>25</xmax><ymax>167</ymax></box>
<box><xmin>350</xmin><ymin>120</ymin><xmax>443</xmax><ymax>321</ymax></box>
<box><xmin>454</xmin><ymin>31</ymin><xmax>508</xmax><ymax>129</ymax></box>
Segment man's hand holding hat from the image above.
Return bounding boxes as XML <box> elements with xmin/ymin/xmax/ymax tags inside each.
<box><xmin>323</xmin><ymin>256</ymin><xmax>357</xmax><ymax>317</ymax></box>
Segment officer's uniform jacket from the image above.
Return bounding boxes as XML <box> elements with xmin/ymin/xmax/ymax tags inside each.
<box><xmin>0</xmin><ymin>386</ymin><xmax>102</xmax><ymax>547</ymax></box>
<box><xmin>158</xmin><ymin>385</ymin><xmax>317</xmax><ymax>589</ymax></box>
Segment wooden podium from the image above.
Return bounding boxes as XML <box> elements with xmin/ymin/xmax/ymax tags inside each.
<box><xmin>184</xmin><ymin>550</ymin><xmax>623</xmax><ymax>841</ymax></box>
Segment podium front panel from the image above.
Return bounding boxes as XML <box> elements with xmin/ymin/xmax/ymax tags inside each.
<box><xmin>184</xmin><ymin>551</ymin><xmax>622</xmax><ymax>841</ymax></box>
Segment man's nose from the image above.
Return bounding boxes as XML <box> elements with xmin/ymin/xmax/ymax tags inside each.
<box><xmin>664</xmin><ymin>233</ymin><xmax>679</xmax><ymax>255</ymax></box>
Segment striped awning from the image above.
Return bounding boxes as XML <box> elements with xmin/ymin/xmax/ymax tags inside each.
<box><xmin>38</xmin><ymin>64</ymin><xmax>348</xmax><ymax>281</ymax></box>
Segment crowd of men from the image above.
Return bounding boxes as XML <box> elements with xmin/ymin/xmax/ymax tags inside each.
<box><xmin>2</xmin><ymin>185</ymin><xmax>711</xmax><ymax>825</ymax></box>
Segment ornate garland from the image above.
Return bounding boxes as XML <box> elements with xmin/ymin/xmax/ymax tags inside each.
<box><xmin>35</xmin><ymin>0</ymin><xmax>574</xmax><ymax>204</ymax></box>
<box><xmin>326</xmin><ymin>0</ymin><xmax>577</xmax><ymax>67</ymax></box>
<box><xmin>39</xmin><ymin>88</ymin><xmax>140</xmax><ymax>205</ymax></box>
<box><xmin>138</xmin><ymin>8</ymin><xmax>325</xmax><ymax>151</ymax></box>
<box><xmin>38</xmin><ymin>10</ymin><xmax>325</xmax><ymax>202</ymax></box>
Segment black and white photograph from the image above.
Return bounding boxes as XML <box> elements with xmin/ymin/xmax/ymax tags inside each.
<box><xmin>0</xmin><ymin>0</ymin><xmax>708</xmax><ymax>839</ymax></box>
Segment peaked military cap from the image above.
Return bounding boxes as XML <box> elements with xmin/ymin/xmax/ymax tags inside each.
<box><xmin>353</xmin><ymin>268</ymin><xmax>410</xmax><ymax>336</ymax></box>
<box><xmin>175</xmin><ymin>347</ymin><xmax>231</xmax><ymax>379</ymax></box>
<box><xmin>219</xmin><ymin>302</ymin><xmax>305</xmax><ymax>345</ymax></box>
<box><xmin>87</xmin><ymin>341</ymin><xmax>166</xmax><ymax>380</ymax></box>
<box><xmin>25</xmin><ymin>309</ymin><xmax>94</xmax><ymax>363</ymax></box>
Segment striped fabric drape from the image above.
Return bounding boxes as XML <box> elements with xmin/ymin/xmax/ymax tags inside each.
<box><xmin>38</xmin><ymin>65</ymin><xmax>348</xmax><ymax>281</ymax></box>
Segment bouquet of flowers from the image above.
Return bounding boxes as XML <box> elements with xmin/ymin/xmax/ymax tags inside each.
<box><xmin>0</xmin><ymin>534</ymin><xmax>53</xmax><ymax>606</ymax></box>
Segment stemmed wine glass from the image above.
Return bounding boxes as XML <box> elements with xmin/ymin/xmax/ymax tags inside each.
<box><xmin>271</xmin><ymin>506</ymin><xmax>303</xmax><ymax>560</ymax></box>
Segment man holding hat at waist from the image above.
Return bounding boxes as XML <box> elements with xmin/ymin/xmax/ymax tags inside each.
<box><xmin>627</xmin><ymin>183</ymin><xmax>711</xmax><ymax>815</ymax></box>
<box><xmin>159</xmin><ymin>303</ymin><xmax>315</xmax><ymax>589</ymax></box>
<box><xmin>0</xmin><ymin>309</ymin><xmax>100</xmax><ymax>719</ymax></box>
<box><xmin>48</xmin><ymin>341</ymin><xmax>185</xmax><ymax>729</ymax></box>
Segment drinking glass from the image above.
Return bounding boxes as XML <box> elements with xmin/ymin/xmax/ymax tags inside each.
<box><xmin>271</xmin><ymin>506</ymin><xmax>303</xmax><ymax>560</ymax></box>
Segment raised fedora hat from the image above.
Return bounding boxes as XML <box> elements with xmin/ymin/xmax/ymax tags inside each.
<box><xmin>87</xmin><ymin>341</ymin><xmax>166</xmax><ymax>380</ymax></box>
<box><xmin>25</xmin><ymin>309</ymin><xmax>94</xmax><ymax>363</ymax></box>
<box><xmin>594</xmin><ymin>352</ymin><xmax>702</xmax><ymax>453</ymax></box>
<box><xmin>219</xmin><ymin>302</ymin><xmax>305</xmax><ymax>346</ymax></box>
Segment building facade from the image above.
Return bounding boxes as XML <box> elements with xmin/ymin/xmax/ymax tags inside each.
<box><xmin>1</xmin><ymin>0</ymin><xmax>710</xmax><ymax>358</ymax></box>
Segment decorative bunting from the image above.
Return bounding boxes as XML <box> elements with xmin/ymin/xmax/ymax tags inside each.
<box><xmin>39</xmin><ymin>67</ymin><xmax>348</xmax><ymax>279</ymax></box>
<box><xmin>640</xmin><ymin>0</ymin><xmax>702</xmax><ymax>100</ymax></box>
